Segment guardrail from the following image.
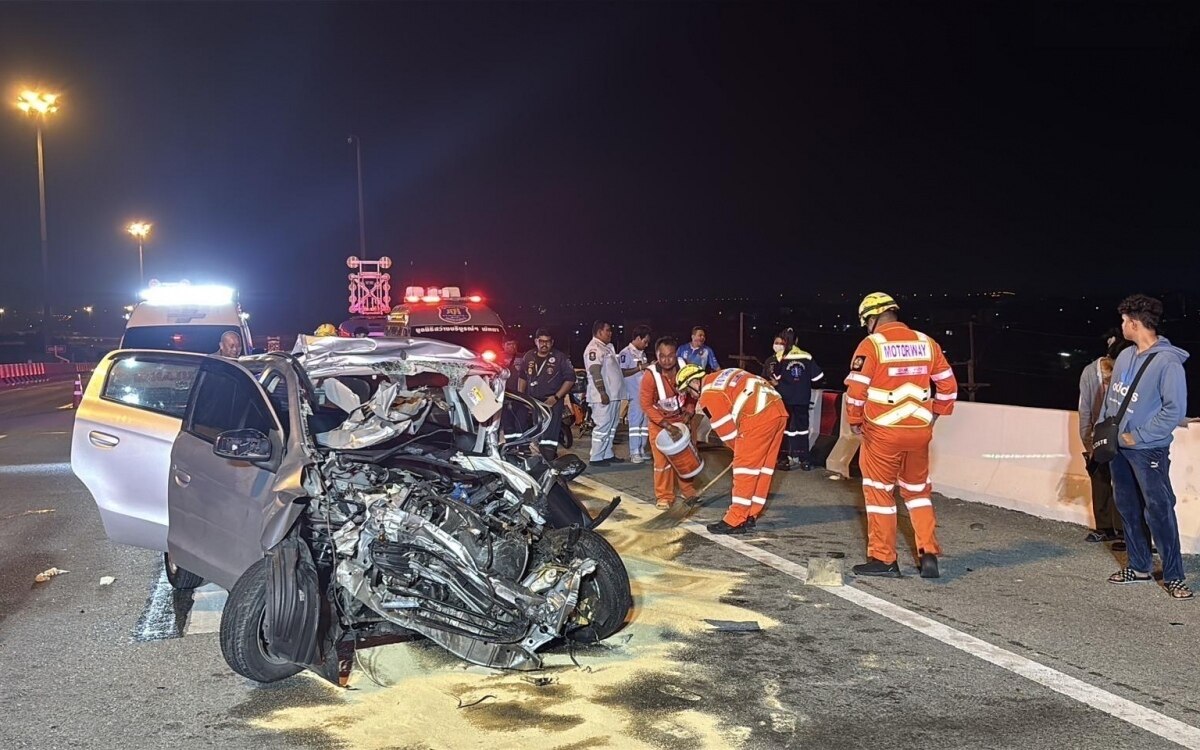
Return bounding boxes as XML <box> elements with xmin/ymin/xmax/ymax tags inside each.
<box><xmin>0</xmin><ymin>362</ymin><xmax>95</xmax><ymax>389</ymax></box>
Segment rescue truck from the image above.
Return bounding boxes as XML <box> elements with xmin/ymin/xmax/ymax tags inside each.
<box><xmin>385</xmin><ymin>286</ymin><xmax>507</xmax><ymax>362</ymax></box>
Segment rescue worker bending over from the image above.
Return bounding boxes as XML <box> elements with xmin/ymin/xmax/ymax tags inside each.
<box><xmin>314</xmin><ymin>323</ymin><xmax>338</xmax><ymax>337</ymax></box>
<box><xmin>640</xmin><ymin>337</ymin><xmax>697</xmax><ymax>509</ymax></box>
<box><xmin>845</xmin><ymin>292</ymin><xmax>957</xmax><ymax>578</ymax></box>
<box><xmin>677</xmin><ymin>364</ymin><xmax>787</xmax><ymax>534</ymax></box>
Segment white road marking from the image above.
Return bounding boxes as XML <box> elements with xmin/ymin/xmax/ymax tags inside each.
<box><xmin>133</xmin><ymin>566</ymin><xmax>183</xmax><ymax>642</ymax></box>
<box><xmin>576</xmin><ymin>475</ymin><xmax>1200</xmax><ymax>750</ymax></box>
<box><xmin>185</xmin><ymin>583</ymin><xmax>227</xmax><ymax>635</ymax></box>
<box><xmin>57</xmin><ymin>403</ymin><xmax>74</xmax><ymax>410</ymax></box>
<box><xmin>0</xmin><ymin>462</ymin><xmax>73</xmax><ymax>475</ymax></box>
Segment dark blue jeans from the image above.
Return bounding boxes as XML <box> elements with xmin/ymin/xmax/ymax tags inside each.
<box><xmin>1110</xmin><ymin>446</ymin><xmax>1186</xmax><ymax>581</ymax></box>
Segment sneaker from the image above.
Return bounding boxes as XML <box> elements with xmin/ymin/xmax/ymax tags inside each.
<box><xmin>799</xmin><ymin>461</ymin><xmax>813</xmax><ymax>472</ymax></box>
<box><xmin>630</xmin><ymin>453</ymin><xmax>647</xmax><ymax>464</ymax></box>
<box><xmin>852</xmin><ymin>558</ymin><xmax>902</xmax><ymax>577</ymax></box>
<box><xmin>706</xmin><ymin>519</ymin><xmax>752</xmax><ymax>535</ymax></box>
<box><xmin>590</xmin><ymin>458</ymin><xmax>611</xmax><ymax>467</ymax></box>
<box><xmin>608</xmin><ymin>456</ymin><xmax>625</xmax><ymax>464</ymax></box>
<box><xmin>655</xmin><ymin>500</ymin><xmax>671</xmax><ymax>510</ymax></box>
<box><xmin>919</xmin><ymin>553</ymin><xmax>940</xmax><ymax>579</ymax></box>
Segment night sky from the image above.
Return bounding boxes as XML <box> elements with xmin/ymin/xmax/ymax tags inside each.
<box><xmin>2</xmin><ymin>2</ymin><xmax>1199</xmax><ymax>334</ymax></box>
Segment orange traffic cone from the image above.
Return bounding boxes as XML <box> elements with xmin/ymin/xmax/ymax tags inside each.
<box><xmin>72</xmin><ymin>375</ymin><xmax>83</xmax><ymax>409</ymax></box>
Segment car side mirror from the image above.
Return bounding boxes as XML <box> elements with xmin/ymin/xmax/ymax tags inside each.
<box><xmin>552</xmin><ymin>454</ymin><xmax>586</xmax><ymax>481</ymax></box>
<box><xmin>213</xmin><ymin>428</ymin><xmax>272</xmax><ymax>462</ymax></box>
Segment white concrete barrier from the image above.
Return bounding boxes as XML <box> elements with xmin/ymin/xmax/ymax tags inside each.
<box><xmin>829</xmin><ymin>399</ymin><xmax>1200</xmax><ymax>554</ymax></box>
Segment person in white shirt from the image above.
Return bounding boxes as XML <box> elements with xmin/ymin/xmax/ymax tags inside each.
<box><xmin>619</xmin><ymin>325</ymin><xmax>652</xmax><ymax>463</ymax></box>
<box><xmin>585</xmin><ymin>320</ymin><xmax>626</xmax><ymax>465</ymax></box>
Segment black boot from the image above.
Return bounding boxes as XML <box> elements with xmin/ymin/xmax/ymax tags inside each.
<box><xmin>852</xmin><ymin>558</ymin><xmax>901</xmax><ymax>577</ymax></box>
<box><xmin>707</xmin><ymin>519</ymin><xmax>752</xmax><ymax>535</ymax></box>
<box><xmin>919</xmin><ymin>553</ymin><xmax>940</xmax><ymax>579</ymax></box>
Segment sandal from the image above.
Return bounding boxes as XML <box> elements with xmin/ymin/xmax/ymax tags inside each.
<box><xmin>1165</xmin><ymin>580</ymin><xmax>1194</xmax><ymax>600</ymax></box>
<box><xmin>1108</xmin><ymin>567</ymin><xmax>1153</xmax><ymax>584</ymax></box>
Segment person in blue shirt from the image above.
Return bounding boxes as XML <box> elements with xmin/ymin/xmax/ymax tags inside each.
<box><xmin>1100</xmin><ymin>294</ymin><xmax>1191</xmax><ymax>600</ymax></box>
<box><xmin>679</xmin><ymin>326</ymin><xmax>720</xmax><ymax>371</ymax></box>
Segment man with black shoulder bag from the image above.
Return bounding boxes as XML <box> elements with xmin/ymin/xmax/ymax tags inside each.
<box><xmin>1096</xmin><ymin>295</ymin><xmax>1192</xmax><ymax>600</ymax></box>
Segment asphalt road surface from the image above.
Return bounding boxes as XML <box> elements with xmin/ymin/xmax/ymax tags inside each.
<box><xmin>1</xmin><ymin>381</ymin><xmax>1198</xmax><ymax>749</ymax></box>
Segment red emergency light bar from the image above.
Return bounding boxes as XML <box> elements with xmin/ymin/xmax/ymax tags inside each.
<box><xmin>401</xmin><ymin>286</ymin><xmax>485</xmax><ymax>304</ymax></box>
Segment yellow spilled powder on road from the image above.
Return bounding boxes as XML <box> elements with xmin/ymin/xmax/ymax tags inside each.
<box><xmin>252</xmin><ymin>486</ymin><xmax>777</xmax><ymax>749</ymax></box>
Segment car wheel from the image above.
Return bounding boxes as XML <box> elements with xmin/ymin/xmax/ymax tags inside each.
<box><xmin>163</xmin><ymin>552</ymin><xmax>204</xmax><ymax>590</ymax></box>
<box><xmin>534</xmin><ymin>528</ymin><xmax>632</xmax><ymax>644</ymax></box>
<box><xmin>219</xmin><ymin>558</ymin><xmax>303</xmax><ymax>683</ymax></box>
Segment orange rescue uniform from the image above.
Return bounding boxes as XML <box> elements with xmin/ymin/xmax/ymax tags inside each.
<box><xmin>696</xmin><ymin>368</ymin><xmax>788</xmax><ymax>526</ymax></box>
<box><xmin>844</xmin><ymin>321</ymin><xmax>958</xmax><ymax>563</ymax></box>
<box><xmin>640</xmin><ymin>363</ymin><xmax>697</xmax><ymax>506</ymax></box>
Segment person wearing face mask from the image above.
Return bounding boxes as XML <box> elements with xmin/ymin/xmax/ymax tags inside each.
<box><xmin>764</xmin><ymin>328</ymin><xmax>824</xmax><ymax>471</ymax></box>
<box><xmin>844</xmin><ymin>292</ymin><xmax>957</xmax><ymax>579</ymax></box>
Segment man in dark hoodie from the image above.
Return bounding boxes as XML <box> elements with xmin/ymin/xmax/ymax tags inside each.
<box><xmin>1101</xmin><ymin>294</ymin><xmax>1192</xmax><ymax>599</ymax></box>
<box><xmin>1078</xmin><ymin>328</ymin><xmax>1132</xmax><ymax>545</ymax></box>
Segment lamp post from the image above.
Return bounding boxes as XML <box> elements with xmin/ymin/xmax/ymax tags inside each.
<box><xmin>127</xmin><ymin>222</ymin><xmax>152</xmax><ymax>285</ymax></box>
<box><xmin>347</xmin><ymin>135</ymin><xmax>367</xmax><ymax>259</ymax></box>
<box><xmin>16</xmin><ymin>89</ymin><xmax>59</xmax><ymax>327</ymax></box>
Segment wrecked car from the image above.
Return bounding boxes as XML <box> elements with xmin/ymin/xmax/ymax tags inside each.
<box><xmin>71</xmin><ymin>335</ymin><xmax>632</xmax><ymax>684</ymax></box>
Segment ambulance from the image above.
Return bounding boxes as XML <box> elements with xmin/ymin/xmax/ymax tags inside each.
<box><xmin>121</xmin><ymin>281</ymin><xmax>253</xmax><ymax>354</ymax></box>
<box><xmin>385</xmin><ymin>286</ymin><xmax>507</xmax><ymax>362</ymax></box>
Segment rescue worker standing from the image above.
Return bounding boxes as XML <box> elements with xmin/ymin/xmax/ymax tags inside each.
<box><xmin>518</xmin><ymin>328</ymin><xmax>575</xmax><ymax>461</ymax></box>
<box><xmin>677</xmin><ymin>364</ymin><xmax>787</xmax><ymax>534</ymax></box>
<box><xmin>585</xmin><ymin>320</ymin><xmax>626</xmax><ymax>465</ymax></box>
<box><xmin>641</xmin><ymin>337</ymin><xmax>698</xmax><ymax>509</ymax></box>
<box><xmin>499</xmin><ymin>336</ymin><xmax>524</xmax><ymax>443</ymax></box>
<box><xmin>619</xmin><ymin>325</ymin><xmax>652</xmax><ymax>463</ymax></box>
<box><xmin>763</xmin><ymin>328</ymin><xmax>824</xmax><ymax>471</ymax></box>
<box><xmin>845</xmin><ymin>293</ymin><xmax>957</xmax><ymax>578</ymax></box>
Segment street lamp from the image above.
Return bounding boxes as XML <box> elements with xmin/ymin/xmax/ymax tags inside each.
<box><xmin>347</xmin><ymin>135</ymin><xmax>367</xmax><ymax>259</ymax></box>
<box><xmin>127</xmin><ymin>221</ymin><xmax>152</xmax><ymax>284</ymax></box>
<box><xmin>16</xmin><ymin>89</ymin><xmax>59</xmax><ymax>328</ymax></box>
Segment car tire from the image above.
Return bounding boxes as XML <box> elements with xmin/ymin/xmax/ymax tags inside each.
<box><xmin>219</xmin><ymin>558</ymin><xmax>303</xmax><ymax>683</ymax></box>
<box><xmin>163</xmin><ymin>552</ymin><xmax>205</xmax><ymax>590</ymax></box>
<box><xmin>535</xmin><ymin>528</ymin><xmax>632</xmax><ymax>644</ymax></box>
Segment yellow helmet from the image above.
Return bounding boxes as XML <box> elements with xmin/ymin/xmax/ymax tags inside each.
<box><xmin>676</xmin><ymin>364</ymin><xmax>706</xmax><ymax>390</ymax></box>
<box><xmin>314</xmin><ymin>323</ymin><xmax>338</xmax><ymax>337</ymax></box>
<box><xmin>857</xmin><ymin>292</ymin><xmax>899</xmax><ymax>326</ymax></box>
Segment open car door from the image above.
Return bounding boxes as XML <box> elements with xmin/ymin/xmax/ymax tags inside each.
<box><xmin>71</xmin><ymin>351</ymin><xmax>205</xmax><ymax>552</ymax></box>
<box><xmin>166</xmin><ymin>356</ymin><xmax>287</xmax><ymax>591</ymax></box>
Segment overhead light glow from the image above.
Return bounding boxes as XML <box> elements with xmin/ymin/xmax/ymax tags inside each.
<box><xmin>481</xmin><ymin>350</ymin><xmax>497</xmax><ymax>363</ymax></box>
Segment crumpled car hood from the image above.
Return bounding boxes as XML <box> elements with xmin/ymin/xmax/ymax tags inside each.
<box><xmin>292</xmin><ymin>335</ymin><xmax>501</xmax><ymax>385</ymax></box>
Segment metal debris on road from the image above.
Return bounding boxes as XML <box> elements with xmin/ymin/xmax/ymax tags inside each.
<box><xmin>2</xmin><ymin>508</ymin><xmax>56</xmax><ymax>521</ymax></box>
<box><xmin>704</xmin><ymin>619</ymin><xmax>761</xmax><ymax>632</ymax></box>
<box><xmin>455</xmin><ymin>694</ymin><xmax>496</xmax><ymax>709</ymax></box>
<box><xmin>34</xmin><ymin>567</ymin><xmax>68</xmax><ymax>582</ymax></box>
<box><xmin>658</xmin><ymin>684</ymin><xmax>703</xmax><ymax>702</ymax></box>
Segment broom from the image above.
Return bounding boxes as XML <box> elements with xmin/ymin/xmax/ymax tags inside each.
<box><xmin>638</xmin><ymin>461</ymin><xmax>734</xmax><ymax>530</ymax></box>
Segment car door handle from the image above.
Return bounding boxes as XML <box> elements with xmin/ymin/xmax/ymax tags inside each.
<box><xmin>173</xmin><ymin>470</ymin><xmax>191</xmax><ymax>488</ymax></box>
<box><xmin>88</xmin><ymin>431</ymin><xmax>120</xmax><ymax>448</ymax></box>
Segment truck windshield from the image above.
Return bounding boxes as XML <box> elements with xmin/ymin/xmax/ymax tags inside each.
<box><xmin>121</xmin><ymin>325</ymin><xmax>238</xmax><ymax>354</ymax></box>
